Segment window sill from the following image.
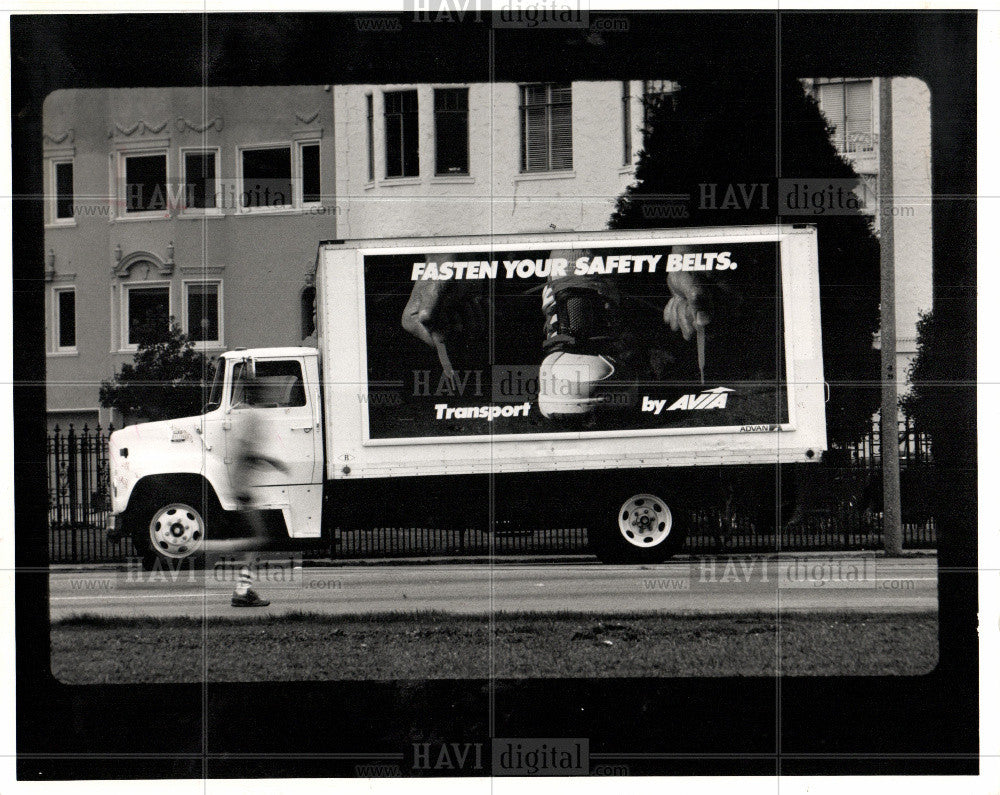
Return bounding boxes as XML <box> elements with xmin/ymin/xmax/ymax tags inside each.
<box><xmin>188</xmin><ymin>340</ymin><xmax>225</xmax><ymax>351</ymax></box>
<box><xmin>234</xmin><ymin>207</ymin><xmax>305</xmax><ymax>217</ymax></box>
<box><xmin>377</xmin><ymin>177</ymin><xmax>422</xmax><ymax>187</ymax></box>
<box><xmin>46</xmin><ymin>220</ymin><xmax>77</xmax><ymax>229</ymax></box>
<box><xmin>178</xmin><ymin>209</ymin><xmax>225</xmax><ymax>219</ymax></box>
<box><xmin>618</xmin><ymin>165</ymin><xmax>636</xmax><ymax>176</ymax></box>
<box><xmin>513</xmin><ymin>170</ymin><xmax>576</xmax><ymax>182</ymax></box>
<box><xmin>431</xmin><ymin>175</ymin><xmax>474</xmax><ymax>184</ymax></box>
<box><xmin>115</xmin><ymin>212</ymin><xmax>172</xmax><ymax>223</ymax></box>
<box><xmin>47</xmin><ymin>349</ymin><xmax>79</xmax><ymax>358</ymax></box>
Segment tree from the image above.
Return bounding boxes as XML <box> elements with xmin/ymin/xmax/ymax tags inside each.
<box><xmin>100</xmin><ymin>319</ymin><xmax>211</xmax><ymax>423</ymax></box>
<box><xmin>610</xmin><ymin>69</ymin><xmax>881</xmax><ymax>449</ymax></box>
<box><xmin>901</xmin><ymin>310</ymin><xmax>973</xmax><ymax>442</ymax></box>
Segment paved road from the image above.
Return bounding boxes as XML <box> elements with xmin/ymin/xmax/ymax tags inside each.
<box><xmin>48</xmin><ymin>556</ymin><xmax>937</xmax><ymax>620</ymax></box>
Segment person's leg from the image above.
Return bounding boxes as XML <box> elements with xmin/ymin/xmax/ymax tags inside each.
<box><xmin>231</xmin><ymin>506</ymin><xmax>270</xmax><ymax>607</ymax></box>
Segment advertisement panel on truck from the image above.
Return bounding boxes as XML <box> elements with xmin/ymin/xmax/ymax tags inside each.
<box><xmin>361</xmin><ymin>240</ymin><xmax>788</xmax><ymax>442</ymax></box>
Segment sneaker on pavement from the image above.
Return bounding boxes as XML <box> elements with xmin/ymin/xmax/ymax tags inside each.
<box><xmin>231</xmin><ymin>589</ymin><xmax>270</xmax><ymax>607</ymax></box>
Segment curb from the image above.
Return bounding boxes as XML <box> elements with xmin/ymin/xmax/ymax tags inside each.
<box><xmin>45</xmin><ymin>548</ymin><xmax>938</xmax><ymax>573</ymax></box>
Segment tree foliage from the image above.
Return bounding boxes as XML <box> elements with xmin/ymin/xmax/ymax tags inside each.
<box><xmin>99</xmin><ymin>320</ymin><xmax>210</xmax><ymax>422</ymax></box>
<box><xmin>901</xmin><ymin>310</ymin><xmax>973</xmax><ymax>444</ymax></box>
<box><xmin>610</xmin><ymin>69</ymin><xmax>881</xmax><ymax>448</ymax></box>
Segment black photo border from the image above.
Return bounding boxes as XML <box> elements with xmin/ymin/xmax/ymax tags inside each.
<box><xmin>12</xmin><ymin>10</ymin><xmax>978</xmax><ymax>780</ymax></box>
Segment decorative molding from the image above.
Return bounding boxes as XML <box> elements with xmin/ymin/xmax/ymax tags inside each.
<box><xmin>295</xmin><ymin>110</ymin><xmax>320</xmax><ymax>125</ymax></box>
<box><xmin>292</xmin><ymin>128</ymin><xmax>323</xmax><ymax>140</ymax></box>
<box><xmin>108</xmin><ymin>120</ymin><xmax>169</xmax><ymax>138</ymax></box>
<box><xmin>179</xmin><ymin>264</ymin><xmax>225</xmax><ymax>276</ymax></box>
<box><xmin>113</xmin><ymin>250</ymin><xmax>173</xmax><ymax>279</ymax></box>
<box><xmin>43</xmin><ymin>129</ymin><xmax>75</xmax><ymax>146</ymax></box>
<box><xmin>176</xmin><ymin>117</ymin><xmax>224</xmax><ymax>134</ymax></box>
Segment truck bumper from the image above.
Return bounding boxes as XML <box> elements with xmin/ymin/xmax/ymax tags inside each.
<box><xmin>106</xmin><ymin>514</ymin><xmax>125</xmax><ymax>544</ymax></box>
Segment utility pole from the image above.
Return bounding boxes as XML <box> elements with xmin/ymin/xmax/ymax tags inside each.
<box><xmin>879</xmin><ymin>78</ymin><xmax>903</xmax><ymax>556</ymax></box>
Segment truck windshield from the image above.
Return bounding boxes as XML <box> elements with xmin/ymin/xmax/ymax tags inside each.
<box><xmin>204</xmin><ymin>358</ymin><xmax>225</xmax><ymax>412</ymax></box>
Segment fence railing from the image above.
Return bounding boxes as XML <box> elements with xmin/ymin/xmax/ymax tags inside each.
<box><xmin>47</xmin><ymin>419</ymin><xmax>936</xmax><ymax>564</ymax></box>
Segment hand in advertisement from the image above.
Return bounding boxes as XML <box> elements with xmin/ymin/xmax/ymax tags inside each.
<box><xmin>664</xmin><ymin>269</ymin><xmax>714</xmax><ymax>341</ymax></box>
<box><xmin>401</xmin><ymin>275</ymin><xmax>486</xmax><ymax>391</ymax></box>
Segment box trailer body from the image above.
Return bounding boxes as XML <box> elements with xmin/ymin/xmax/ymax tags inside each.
<box><xmin>108</xmin><ymin>225</ymin><xmax>825</xmax><ymax>565</ymax></box>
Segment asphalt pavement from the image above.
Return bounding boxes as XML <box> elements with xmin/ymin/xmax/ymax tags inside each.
<box><xmin>48</xmin><ymin>555</ymin><xmax>937</xmax><ymax>620</ymax></box>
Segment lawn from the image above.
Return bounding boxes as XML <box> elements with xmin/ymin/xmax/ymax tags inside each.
<box><xmin>51</xmin><ymin>610</ymin><xmax>938</xmax><ymax>683</ymax></box>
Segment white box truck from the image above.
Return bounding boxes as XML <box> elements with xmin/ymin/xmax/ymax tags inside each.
<box><xmin>107</xmin><ymin>225</ymin><xmax>825</xmax><ymax>566</ymax></box>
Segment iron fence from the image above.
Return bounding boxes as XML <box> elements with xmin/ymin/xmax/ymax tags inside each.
<box><xmin>47</xmin><ymin>418</ymin><xmax>937</xmax><ymax>564</ymax></box>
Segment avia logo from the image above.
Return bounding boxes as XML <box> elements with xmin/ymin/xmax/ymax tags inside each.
<box><xmin>641</xmin><ymin>388</ymin><xmax>734</xmax><ymax>414</ymax></box>
<box><xmin>666</xmin><ymin>387</ymin><xmax>735</xmax><ymax>411</ymax></box>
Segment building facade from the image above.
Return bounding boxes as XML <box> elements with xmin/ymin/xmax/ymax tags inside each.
<box><xmin>331</xmin><ymin>80</ymin><xmax>652</xmax><ymax>239</ymax></box>
<box><xmin>43</xmin><ymin>78</ymin><xmax>931</xmax><ymax>428</ymax></box>
<box><xmin>43</xmin><ymin>86</ymin><xmax>337</xmax><ymax>430</ymax></box>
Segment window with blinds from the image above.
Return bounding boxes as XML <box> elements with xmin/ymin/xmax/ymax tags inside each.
<box><xmin>817</xmin><ymin>80</ymin><xmax>874</xmax><ymax>153</ymax></box>
<box><xmin>384</xmin><ymin>90</ymin><xmax>419</xmax><ymax>178</ymax></box>
<box><xmin>519</xmin><ymin>83</ymin><xmax>572</xmax><ymax>173</ymax></box>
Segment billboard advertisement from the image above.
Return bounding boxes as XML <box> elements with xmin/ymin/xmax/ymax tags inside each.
<box><xmin>362</xmin><ymin>240</ymin><xmax>788</xmax><ymax>440</ymax></box>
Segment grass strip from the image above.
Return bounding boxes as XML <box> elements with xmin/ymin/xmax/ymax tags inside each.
<box><xmin>51</xmin><ymin>610</ymin><xmax>938</xmax><ymax>683</ymax></box>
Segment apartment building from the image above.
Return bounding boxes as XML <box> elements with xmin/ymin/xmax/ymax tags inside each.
<box><xmin>43</xmin><ymin>86</ymin><xmax>337</xmax><ymax>430</ymax></box>
<box><xmin>42</xmin><ymin>77</ymin><xmax>930</xmax><ymax>428</ymax></box>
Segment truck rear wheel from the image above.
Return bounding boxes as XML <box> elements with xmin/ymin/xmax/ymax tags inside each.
<box><xmin>590</xmin><ymin>490</ymin><xmax>689</xmax><ymax>564</ymax></box>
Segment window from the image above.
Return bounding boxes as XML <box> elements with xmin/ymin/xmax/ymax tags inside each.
<box><xmin>182</xmin><ymin>150</ymin><xmax>218</xmax><ymax>210</ymax></box>
<box><xmin>520</xmin><ymin>83</ymin><xmax>572</xmax><ymax>173</ymax></box>
<box><xmin>232</xmin><ymin>359</ymin><xmax>306</xmax><ymax>409</ymax></box>
<box><xmin>299</xmin><ymin>142</ymin><xmax>321</xmax><ymax>204</ymax></box>
<box><xmin>124</xmin><ymin>152</ymin><xmax>168</xmax><ymax>214</ymax></box>
<box><xmin>365</xmin><ymin>94</ymin><xmax>375</xmax><ymax>182</ymax></box>
<box><xmin>241</xmin><ymin>146</ymin><xmax>292</xmax><ymax>209</ymax></box>
<box><xmin>642</xmin><ymin>80</ymin><xmax>678</xmax><ymax>144</ymax></box>
<box><xmin>185</xmin><ymin>281</ymin><xmax>222</xmax><ymax>345</ymax></box>
<box><xmin>817</xmin><ymin>79</ymin><xmax>874</xmax><ymax>153</ymax></box>
<box><xmin>301</xmin><ymin>284</ymin><xmax>316</xmax><ymax>339</ymax></box>
<box><xmin>206</xmin><ymin>357</ymin><xmax>225</xmax><ymax>411</ymax></box>
<box><xmin>124</xmin><ymin>284</ymin><xmax>170</xmax><ymax>347</ymax></box>
<box><xmin>384</xmin><ymin>90</ymin><xmax>419</xmax><ymax>178</ymax></box>
<box><xmin>621</xmin><ymin>81</ymin><xmax>632</xmax><ymax>166</ymax></box>
<box><xmin>54</xmin><ymin>288</ymin><xmax>76</xmax><ymax>351</ymax></box>
<box><xmin>54</xmin><ymin>160</ymin><xmax>74</xmax><ymax>221</ymax></box>
<box><xmin>434</xmin><ymin>88</ymin><xmax>469</xmax><ymax>175</ymax></box>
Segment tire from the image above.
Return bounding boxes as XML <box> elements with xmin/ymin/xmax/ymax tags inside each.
<box><xmin>590</xmin><ymin>489</ymin><xmax>689</xmax><ymax>564</ymax></box>
<box><xmin>131</xmin><ymin>488</ymin><xmax>215</xmax><ymax>571</ymax></box>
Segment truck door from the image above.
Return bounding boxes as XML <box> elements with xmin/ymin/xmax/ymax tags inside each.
<box><xmin>225</xmin><ymin>357</ymin><xmax>320</xmax><ymax>489</ymax></box>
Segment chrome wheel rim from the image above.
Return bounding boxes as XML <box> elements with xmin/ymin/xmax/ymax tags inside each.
<box><xmin>149</xmin><ymin>503</ymin><xmax>205</xmax><ymax>559</ymax></box>
<box><xmin>617</xmin><ymin>493</ymin><xmax>672</xmax><ymax>548</ymax></box>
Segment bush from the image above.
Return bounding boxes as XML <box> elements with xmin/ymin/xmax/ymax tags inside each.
<box><xmin>99</xmin><ymin>320</ymin><xmax>211</xmax><ymax>423</ymax></box>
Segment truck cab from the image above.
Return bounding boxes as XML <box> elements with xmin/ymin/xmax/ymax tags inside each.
<box><xmin>108</xmin><ymin>347</ymin><xmax>323</xmax><ymax>568</ymax></box>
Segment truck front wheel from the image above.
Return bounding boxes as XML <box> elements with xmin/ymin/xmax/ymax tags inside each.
<box><xmin>591</xmin><ymin>490</ymin><xmax>689</xmax><ymax>564</ymax></box>
<box><xmin>132</xmin><ymin>490</ymin><xmax>211</xmax><ymax>571</ymax></box>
